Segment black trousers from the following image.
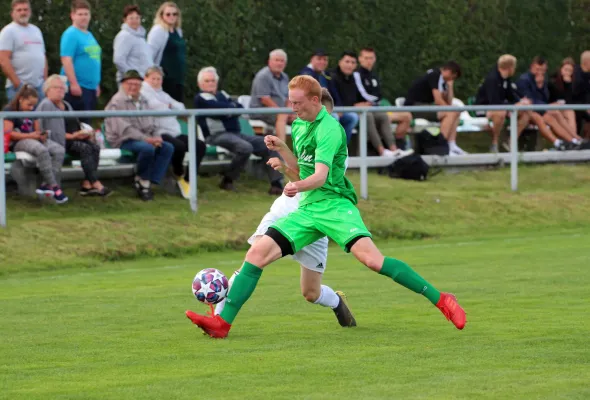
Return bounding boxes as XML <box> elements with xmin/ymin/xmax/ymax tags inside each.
<box><xmin>161</xmin><ymin>134</ymin><xmax>206</xmax><ymax>180</ymax></box>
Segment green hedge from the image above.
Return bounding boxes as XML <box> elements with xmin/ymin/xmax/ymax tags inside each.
<box><xmin>2</xmin><ymin>0</ymin><xmax>589</xmax><ymax>105</ymax></box>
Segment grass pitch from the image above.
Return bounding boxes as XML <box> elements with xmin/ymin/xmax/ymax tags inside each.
<box><xmin>1</xmin><ymin>228</ymin><xmax>589</xmax><ymax>399</ymax></box>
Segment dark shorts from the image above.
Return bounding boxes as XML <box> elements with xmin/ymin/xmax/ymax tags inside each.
<box><xmin>407</xmin><ymin>102</ymin><xmax>439</xmax><ymax>122</ymax></box>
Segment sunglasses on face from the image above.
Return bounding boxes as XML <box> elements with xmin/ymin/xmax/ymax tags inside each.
<box><xmin>164</xmin><ymin>12</ymin><xmax>178</xmax><ymax>16</ymax></box>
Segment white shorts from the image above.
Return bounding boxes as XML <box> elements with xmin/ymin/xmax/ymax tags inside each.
<box><xmin>248</xmin><ymin>195</ymin><xmax>328</xmax><ymax>274</ymax></box>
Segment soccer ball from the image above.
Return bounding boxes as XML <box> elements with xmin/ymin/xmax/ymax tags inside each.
<box><xmin>192</xmin><ymin>268</ymin><xmax>229</xmax><ymax>304</ymax></box>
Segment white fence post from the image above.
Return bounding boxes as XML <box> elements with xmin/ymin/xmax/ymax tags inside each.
<box><xmin>188</xmin><ymin>114</ymin><xmax>198</xmax><ymax>213</ymax></box>
<box><xmin>359</xmin><ymin>111</ymin><xmax>368</xmax><ymax>200</ymax></box>
<box><xmin>0</xmin><ymin>117</ymin><xmax>6</xmax><ymax>228</ymax></box>
<box><xmin>510</xmin><ymin>109</ymin><xmax>519</xmax><ymax>192</ymax></box>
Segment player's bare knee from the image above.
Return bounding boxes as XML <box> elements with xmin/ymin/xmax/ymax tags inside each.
<box><xmin>245</xmin><ymin>237</ymin><xmax>282</xmax><ymax>268</ymax></box>
<box><xmin>301</xmin><ymin>287</ymin><xmax>320</xmax><ymax>303</ymax></box>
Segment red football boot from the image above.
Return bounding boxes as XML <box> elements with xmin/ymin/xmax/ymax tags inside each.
<box><xmin>436</xmin><ymin>293</ymin><xmax>466</xmax><ymax>330</ymax></box>
<box><xmin>185</xmin><ymin>310</ymin><xmax>232</xmax><ymax>338</ymax></box>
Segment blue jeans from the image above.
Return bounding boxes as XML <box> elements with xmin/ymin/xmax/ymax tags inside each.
<box><xmin>334</xmin><ymin>112</ymin><xmax>359</xmax><ymax>144</ymax></box>
<box><xmin>65</xmin><ymin>87</ymin><xmax>98</xmax><ymax>124</ymax></box>
<box><xmin>6</xmin><ymin>84</ymin><xmax>44</xmax><ymax>102</ymax></box>
<box><xmin>120</xmin><ymin>139</ymin><xmax>174</xmax><ymax>184</ymax></box>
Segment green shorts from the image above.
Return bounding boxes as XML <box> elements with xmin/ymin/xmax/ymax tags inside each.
<box><xmin>270</xmin><ymin>198</ymin><xmax>372</xmax><ymax>253</ymax></box>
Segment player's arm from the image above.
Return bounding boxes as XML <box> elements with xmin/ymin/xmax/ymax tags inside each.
<box><xmin>285</xmin><ymin>126</ymin><xmax>340</xmax><ymax>196</ymax></box>
<box><xmin>432</xmin><ymin>90</ymin><xmax>449</xmax><ymax>106</ymax></box>
<box><xmin>291</xmin><ymin>163</ymin><xmax>329</xmax><ymax>192</ymax></box>
<box><xmin>264</xmin><ymin>135</ymin><xmax>298</xmax><ymax>172</ymax></box>
<box><xmin>267</xmin><ymin>157</ymin><xmax>300</xmax><ymax>182</ymax></box>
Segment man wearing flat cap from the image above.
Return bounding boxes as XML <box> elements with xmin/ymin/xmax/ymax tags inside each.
<box><xmin>104</xmin><ymin>69</ymin><xmax>174</xmax><ymax>201</ymax></box>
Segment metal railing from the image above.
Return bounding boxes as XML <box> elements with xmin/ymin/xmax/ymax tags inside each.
<box><xmin>1</xmin><ymin>103</ymin><xmax>590</xmax><ymax>228</ymax></box>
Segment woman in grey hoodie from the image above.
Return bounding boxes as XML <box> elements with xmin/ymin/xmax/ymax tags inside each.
<box><xmin>147</xmin><ymin>2</ymin><xmax>186</xmax><ymax>102</ymax></box>
<box><xmin>113</xmin><ymin>5</ymin><xmax>153</xmax><ymax>83</ymax></box>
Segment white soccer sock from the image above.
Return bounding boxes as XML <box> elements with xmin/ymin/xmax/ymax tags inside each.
<box><xmin>214</xmin><ymin>298</ymin><xmax>225</xmax><ymax>315</ymax></box>
<box><xmin>572</xmin><ymin>138</ymin><xmax>581</xmax><ymax>144</ymax></box>
<box><xmin>554</xmin><ymin>139</ymin><xmax>563</xmax><ymax>147</ymax></box>
<box><xmin>313</xmin><ymin>285</ymin><xmax>340</xmax><ymax>309</ymax></box>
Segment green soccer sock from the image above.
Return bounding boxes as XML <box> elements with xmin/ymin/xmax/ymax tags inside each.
<box><xmin>219</xmin><ymin>261</ymin><xmax>263</xmax><ymax>324</ymax></box>
<box><xmin>379</xmin><ymin>257</ymin><xmax>441</xmax><ymax>305</ymax></box>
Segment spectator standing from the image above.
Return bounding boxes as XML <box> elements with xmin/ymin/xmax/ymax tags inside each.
<box><xmin>572</xmin><ymin>51</ymin><xmax>590</xmax><ymax>137</ymax></box>
<box><xmin>0</xmin><ymin>0</ymin><xmax>47</xmax><ymax>101</ymax></box>
<box><xmin>37</xmin><ymin>75</ymin><xmax>112</xmax><ymax>197</ymax></box>
<box><xmin>301</xmin><ymin>49</ymin><xmax>359</xmax><ymax>142</ymax></box>
<box><xmin>147</xmin><ymin>2</ymin><xmax>186</xmax><ymax>102</ymax></box>
<box><xmin>3</xmin><ymin>84</ymin><xmax>67</xmax><ymax>203</ymax></box>
<box><xmin>60</xmin><ymin>0</ymin><xmax>101</xmax><ymax>123</ymax></box>
<box><xmin>113</xmin><ymin>5</ymin><xmax>153</xmax><ymax>83</ymax></box>
<box><xmin>476</xmin><ymin>54</ymin><xmax>566</xmax><ymax>152</ymax></box>
<box><xmin>404</xmin><ymin>61</ymin><xmax>465</xmax><ymax>155</ymax></box>
<box><xmin>353</xmin><ymin>48</ymin><xmax>399</xmax><ymax>157</ymax></box>
<box><xmin>196</xmin><ymin>66</ymin><xmax>284</xmax><ymax>194</ymax></box>
<box><xmin>104</xmin><ymin>70</ymin><xmax>174</xmax><ymax>201</ymax></box>
<box><xmin>250</xmin><ymin>49</ymin><xmax>291</xmax><ymax>141</ymax></box>
<box><xmin>549</xmin><ymin>57</ymin><xmax>578</xmax><ymax>136</ymax></box>
<box><xmin>141</xmin><ymin>66</ymin><xmax>206</xmax><ymax>199</ymax></box>
<box><xmin>517</xmin><ymin>57</ymin><xmax>582</xmax><ymax>146</ymax></box>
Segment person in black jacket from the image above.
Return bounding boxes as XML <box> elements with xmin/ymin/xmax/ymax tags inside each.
<box><xmin>476</xmin><ymin>54</ymin><xmax>567</xmax><ymax>152</ymax></box>
<box><xmin>405</xmin><ymin>61</ymin><xmax>465</xmax><ymax>155</ymax></box>
<box><xmin>549</xmin><ymin>57</ymin><xmax>578</xmax><ymax>138</ymax></box>
<box><xmin>195</xmin><ymin>66</ymin><xmax>283</xmax><ymax>194</ymax></box>
<box><xmin>329</xmin><ymin>51</ymin><xmax>360</xmax><ymax>143</ymax></box>
<box><xmin>353</xmin><ymin>48</ymin><xmax>405</xmax><ymax>157</ymax></box>
<box><xmin>572</xmin><ymin>51</ymin><xmax>590</xmax><ymax>137</ymax></box>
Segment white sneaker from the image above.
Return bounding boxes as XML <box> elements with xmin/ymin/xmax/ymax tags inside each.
<box><xmin>381</xmin><ymin>149</ymin><xmax>396</xmax><ymax>158</ymax></box>
<box><xmin>450</xmin><ymin>145</ymin><xmax>468</xmax><ymax>155</ymax></box>
<box><xmin>392</xmin><ymin>149</ymin><xmax>415</xmax><ymax>158</ymax></box>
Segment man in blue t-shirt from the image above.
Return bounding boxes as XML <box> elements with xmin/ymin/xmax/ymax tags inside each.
<box><xmin>60</xmin><ymin>0</ymin><xmax>101</xmax><ymax>122</ymax></box>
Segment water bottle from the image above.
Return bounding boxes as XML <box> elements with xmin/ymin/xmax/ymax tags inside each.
<box><xmin>95</xmin><ymin>130</ymin><xmax>105</xmax><ymax>149</ymax></box>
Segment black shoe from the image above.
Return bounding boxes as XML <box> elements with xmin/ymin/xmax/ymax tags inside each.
<box><xmin>333</xmin><ymin>291</ymin><xmax>357</xmax><ymax>327</ymax></box>
<box><xmin>79</xmin><ymin>187</ymin><xmax>94</xmax><ymax>196</ymax></box>
<box><xmin>219</xmin><ymin>178</ymin><xmax>236</xmax><ymax>191</ymax></box>
<box><xmin>135</xmin><ymin>182</ymin><xmax>154</xmax><ymax>201</ymax></box>
<box><xmin>565</xmin><ymin>141</ymin><xmax>581</xmax><ymax>150</ymax></box>
<box><xmin>97</xmin><ymin>186</ymin><xmax>114</xmax><ymax>197</ymax></box>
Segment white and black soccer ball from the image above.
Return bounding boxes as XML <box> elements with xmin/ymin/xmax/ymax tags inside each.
<box><xmin>191</xmin><ymin>268</ymin><xmax>229</xmax><ymax>305</ymax></box>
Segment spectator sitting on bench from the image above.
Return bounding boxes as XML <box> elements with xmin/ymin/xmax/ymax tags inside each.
<box><xmin>195</xmin><ymin>66</ymin><xmax>284</xmax><ymax>195</ymax></box>
<box><xmin>572</xmin><ymin>51</ymin><xmax>590</xmax><ymax>138</ymax></box>
<box><xmin>105</xmin><ymin>69</ymin><xmax>174</xmax><ymax>201</ymax></box>
<box><xmin>301</xmin><ymin>49</ymin><xmax>359</xmax><ymax>142</ymax></box>
<box><xmin>3</xmin><ymin>84</ymin><xmax>68</xmax><ymax>203</ymax></box>
<box><xmin>37</xmin><ymin>74</ymin><xmax>112</xmax><ymax>197</ymax></box>
<box><xmin>328</xmin><ymin>50</ymin><xmax>363</xmax><ymax>144</ymax></box>
<box><xmin>250</xmin><ymin>49</ymin><xmax>292</xmax><ymax>141</ymax></box>
<box><xmin>476</xmin><ymin>54</ymin><xmax>566</xmax><ymax>153</ymax></box>
<box><xmin>404</xmin><ymin>61</ymin><xmax>466</xmax><ymax>155</ymax></box>
<box><xmin>141</xmin><ymin>65</ymin><xmax>206</xmax><ymax>199</ymax></box>
<box><xmin>549</xmin><ymin>57</ymin><xmax>579</xmax><ymax>137</ymax></box>
<box><xmin>517</xmin><ymin>56</ymin><xmax>582</xmax><ymax>148</ymax></box>
<box><xmin>353</xmin><ymin>47</ymin><xmax>401</xmax><ymax>157</ymax></box>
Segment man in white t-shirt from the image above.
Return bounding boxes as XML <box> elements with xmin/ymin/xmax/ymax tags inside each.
<box><xmin>0</xmin><ymin>0</ymin><xmax>47</xmax><ymax>101</ymax></box>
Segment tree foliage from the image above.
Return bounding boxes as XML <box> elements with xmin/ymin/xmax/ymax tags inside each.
<box><xmin>2</xmin><ymin>0</ymin><xmax>589</xmax><ymax>104</ymax></box>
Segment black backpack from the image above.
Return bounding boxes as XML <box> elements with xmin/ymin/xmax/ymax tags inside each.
<box><xmin>415</xmin><ymin>129</ymin><xmax>449</xmax><ymax>156</ymax></box>
<box><xmin>383</xmin><ymin>153</ymin><xmax>430</xmax><ymax>181</ymax></box>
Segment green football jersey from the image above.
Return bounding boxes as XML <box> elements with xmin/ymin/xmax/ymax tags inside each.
<box><xmin>290</xmin><ymin>106</ymin><xmax>358</xmax><ymax>206</ymax></box>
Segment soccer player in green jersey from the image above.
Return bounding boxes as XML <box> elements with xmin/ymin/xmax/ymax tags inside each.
<box><xmin>186</xmin><ymin>76</ymin><xmax>466</xmax><ymax>338</ymax></box>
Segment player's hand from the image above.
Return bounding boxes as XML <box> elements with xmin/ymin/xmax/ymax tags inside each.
<box><xmin>264</xmin><ymin>135</ymin><xmax>286</xmax><ymax>151</ymax></box>
<box><xmin>267</xmin><ymin>157</ymin><xmax>285</xmax><ymax>172</ymax></box>
<box><xmin>284</xmin><ymin>182</ymin><xmax>298</xmax><ymax>197</ymax></box>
